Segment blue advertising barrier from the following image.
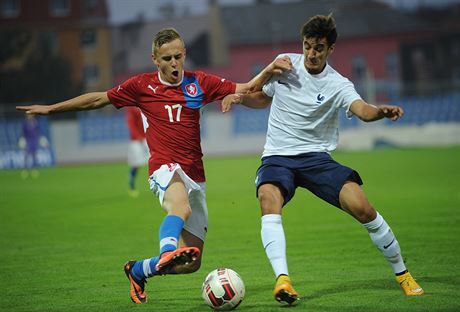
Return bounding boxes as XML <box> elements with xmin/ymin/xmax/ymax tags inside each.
<box><xmin>0</xmin><ymin>117</ymin><xmax>55</xmax><ymax>169</ymax></box>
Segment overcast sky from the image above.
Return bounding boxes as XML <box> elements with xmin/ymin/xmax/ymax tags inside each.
<box><xmin>107</xmin><ymin>0</ymin><xmax>207</xmax><ymax>25</ymax></box>
<box><xmin>106</xmin><ymin>0</ymin><xmax>460</xmax><ymax>25</ymax></box>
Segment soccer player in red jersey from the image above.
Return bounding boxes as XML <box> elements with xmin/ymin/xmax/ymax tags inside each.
<box><xmin>17</xmin><ymin>27</ymin><xmax>292</xmax><ymax>304</ymax></box>
<box><xmin>125</xmin><ymin>106</ymin><xmax>148</xmax><ymax>197</ymax></box>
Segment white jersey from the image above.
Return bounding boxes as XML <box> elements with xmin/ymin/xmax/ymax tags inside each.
<box><xmin>261</xmin><ymin>53</ymin><xmax>362</xmax><ymax>157</ymax></box>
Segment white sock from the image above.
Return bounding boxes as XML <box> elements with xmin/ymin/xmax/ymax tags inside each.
<box><xmin>261</xmin><ymin>214</ymin><xmax>289</xmax><ymax>277</ymax></box>
<box><xmin>363</xmin><ymin>212</ymin><xmax>407</xmax><ymax>274</ymax></box>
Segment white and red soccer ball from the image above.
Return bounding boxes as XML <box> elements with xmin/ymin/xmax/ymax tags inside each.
<box><xmin>202</xmin><ymin>268</ymin><xmax>245</xmax><ymax>310</ymax></box>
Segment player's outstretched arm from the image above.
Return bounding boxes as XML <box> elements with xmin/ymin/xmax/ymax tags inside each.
<box><xmin>16</xmin><ymin>92</ymin><xmax>110</xmax><ymax>115</ymax></box>
<box><xmin>221</xmin><ymin>91</ymin><xmax>272</xmax><ymax>113</ymax></box>
<box><xmin>235</xmin><ymin>56</ymin><xmax>293</xmax><ymax>94</ymax></box>
<box><xmin>350</xmin><ymin>99</ymin><xmax>404</xmax><ymax>122</ymax></box>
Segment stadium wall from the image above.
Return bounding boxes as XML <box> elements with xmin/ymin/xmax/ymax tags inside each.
<box><xmin>51</xmin><ymin>120</ymin><xmax>128</xmax><ymax>164</ymax></box>
<box><xmin>48</xmin><ymin>111</ymin><xmax>460</xmax><ymax>165</ymax></box>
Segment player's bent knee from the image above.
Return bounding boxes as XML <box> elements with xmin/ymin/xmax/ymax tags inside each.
<box><xmin>354</xmin><ymin>206</ymin><xmax>376</xmax><ymax>223</ymax></box>
<box><xmin>165</xmin><ymin>203</ymin><xmax>192</xmax><ymax>221</ymax></box>
<box><xmin>258</xmin><ymin>195</ymin><xmax>281</xmax><ymax>215</ymax></box>
<box><xmin>340</xmin><ymin>191</ymin><xmax>376</xmax><ymax>223</ymax></box>
<box><xmin>258</xmin><ymin>185</ymin><xmax>283</xmax><ymax>215</ymax></box>
<box><xmin>182</xmin><ymin>205</ymin><xmax>192</xmax><ymax>220</ymax></box>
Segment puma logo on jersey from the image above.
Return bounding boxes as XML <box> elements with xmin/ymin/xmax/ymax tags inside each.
<box><xmin>148</xmin><ymin>84</ymin><xmax>158</xmax><ymax>94</ymax></box>
<box><xmin>117</xmin><ymin>85</ymin><xmax>123</xmax><ymax>92</ymax></box>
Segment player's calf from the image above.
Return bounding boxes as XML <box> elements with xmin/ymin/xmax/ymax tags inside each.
<box><xmin>173</xmin><ymin>256</ymin><xmax>202</xmax><ymax>274</ymax></box>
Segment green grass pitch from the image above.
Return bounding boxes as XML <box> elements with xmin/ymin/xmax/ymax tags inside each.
<box><xmin>1</xmin><ymin>146</ymin><xmax>460</xmax><ymax>311</ymax></box>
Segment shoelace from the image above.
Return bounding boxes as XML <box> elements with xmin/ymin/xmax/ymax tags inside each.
<box><xmin>402</xmin><ymin>276</ymin><xmax>420</xmax><ymax>290</ymax></box>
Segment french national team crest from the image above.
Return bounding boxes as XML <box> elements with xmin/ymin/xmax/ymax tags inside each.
<box><xmin>185</xmin><ymin>83</ymin><xmax>198</xmax><ymax>97</ymax></box>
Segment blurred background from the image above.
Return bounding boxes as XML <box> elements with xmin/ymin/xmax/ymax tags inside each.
<box><xmin>1</xmin><ymin>0</ymin><xmax>459</xmax><ymax>169</ymax></box>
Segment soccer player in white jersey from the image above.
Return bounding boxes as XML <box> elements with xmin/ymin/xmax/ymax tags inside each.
<box><xmin>17</xmin><ymin>28</ymin><xmax>291</xmax><ymax>304</ymax></box>
<box><xmin>222</xmin><ymin>14</ymin><xmax>424</xmax><ymax>304</ymax></box>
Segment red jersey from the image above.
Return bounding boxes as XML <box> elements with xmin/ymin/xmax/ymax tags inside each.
<box><xmin>125</xmin><ymin>107</ymin><xmax>145</xmax><ymax>140</ymax></box>
<box><xmin>107</xmin><ymin>70</ymin><xmax>236</xmax><ymax>182</ymax></box>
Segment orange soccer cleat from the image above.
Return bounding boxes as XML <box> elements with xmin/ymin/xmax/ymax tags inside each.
<box><xmin>155</xmin><ymin>246</ymin><xmax>200</xmax><ymax>275</ymax></box>
<box><xmin>124</xmin><ymin>260</ymin><xmax>147</xmax><ymax>304</ymax></box>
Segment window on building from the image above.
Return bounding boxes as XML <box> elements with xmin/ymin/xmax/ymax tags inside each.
<box><xmin>83</xmin><ymin>65</ymin><xmax>99</xmax><ymax>86</ymax></box>
<box><xmin>40</xmin><ymin>31</ymin><xmax>59</xmax><ymax>55</ymax></box>
<box><xmin>451</xmin><ymin>39</ymin><xmax>460</xmax><ymax>57</ymax></box>
<box><xmin>1</xmin><ymin>0</ymin><xmax>20</xmax><ymax>18</ymax></box>
<box><xmin>385</xmin><ymin>52</ymin><xmax>399</xmax><ymax>79</ymax></box>
<box><xmin>114</xmin><ymin>51</ymin><xmax>127</xmax><ymax>76</ymax></box>
<box><xmin>84</xmin><ymin>0</ymin><xmax>98</xmax><ymax>11</ymax></box>
<box><xmin>451</xmin><ymin>40</ymin><xmax>460</xmax><ymax>84</ymax></box>
<box><xmin>452</xmin><ymin>68</ymin><xmax>460</xmax><ymax>85</ymax></box>
<box><xmin>352</xmin><ymin>56</ymin><xmax>366</xmax><ymax>81</ymax></box>
<box><xmin>81</xmin><ymin>29</ymin><xmax>97</xmax><ymax>48</ymax></box>
<box><xmin>50</xmin><ymin>0</ymin><xmax>70</xmax><ymax>17</ymax></box>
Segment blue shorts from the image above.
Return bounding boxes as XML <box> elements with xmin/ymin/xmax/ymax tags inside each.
<box><xmin>255</xmin><ymin>152</ymin><xmax>363</xmax><ymax>208</ymax></box>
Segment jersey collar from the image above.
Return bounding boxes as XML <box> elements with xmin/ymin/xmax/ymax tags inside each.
<box><xmin>157</xmin><ymin>71</ymin><xmax>184</xmax><ymax>86</ymax></box>
<box><xmin>301</xmin><ymin>55</ymin><xmax>329</xmax><ymax>78</ymax></box>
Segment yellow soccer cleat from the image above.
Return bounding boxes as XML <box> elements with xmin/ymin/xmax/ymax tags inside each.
<box><xmin>396</xmin><ymin>272</ymin><xmax>424</xmax><ymax>296</ymax></box>
<box><xmin>273</xmin><ymin>275</ymin><xmax>299</xmax><ymax>304</ymax></box>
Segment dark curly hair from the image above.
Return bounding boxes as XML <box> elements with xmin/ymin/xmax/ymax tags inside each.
<box><xmin>300</xmin><ymin>14</ymin><xmax>337</xmax><ymax>47</ymax></box>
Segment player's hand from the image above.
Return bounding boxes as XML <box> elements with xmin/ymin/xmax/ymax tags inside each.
<box><xmin>248</xmin><ymin>56</ymin><xmax>293</xmax><ymax>93</ymax></box>
<box><xmin>379</xmin><ymin>104</ymin><xmax>404</xmax><ymax>121</ymax></box>
<box><xmin>221</xmin><ymin>93</ymin><xmax>242</xmax><ymax>113</ymax></box>
<box><xmin>16</xmin><ymin>105</ymin><xmax>53</xmax><ymax>115</ymax></box>
<box><xmin>269</xmin><ymin>55</ymin><xmax>293</xmax><ymax>75</ymax></box>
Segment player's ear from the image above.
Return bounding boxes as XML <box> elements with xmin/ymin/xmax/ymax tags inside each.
<box><xmin>151</xmin><ymin>53</ymin><xmax>158</xmax><ymax>66</ymax></box>
<box><xmin>328</xmin><ymin>44</ymin><xmax>335</xmax><ymax>56</ymax></box>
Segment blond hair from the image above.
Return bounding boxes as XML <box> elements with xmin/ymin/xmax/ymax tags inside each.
<box><xmin>151</xmin><ymin>28</ymin><xmax>184</xmax><ymax>55</ymax></box>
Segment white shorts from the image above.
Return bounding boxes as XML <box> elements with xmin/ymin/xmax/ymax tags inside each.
<box><xmin>127</xmin><ymin>140</ymin><xmax>149</xmax><ymax>167</ymax></box>
<box><xmin>148</xmin><ymin>163</ymin><xmax>208</xmax><ymax>242</ymax></box>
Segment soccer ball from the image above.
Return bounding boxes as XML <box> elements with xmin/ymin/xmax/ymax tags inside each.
<box><xmin>202</xmin><ymin>268</ymin><xmax>245</xmax><ymax>310</ymax></box>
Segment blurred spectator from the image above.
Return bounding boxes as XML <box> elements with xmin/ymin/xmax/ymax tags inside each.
<box><xmin>125</xmin><ymin>106</ymin><xmax>149</xmax><ymax>197</ymax></box>
<box><xmin>19</xmin><ymin>114</ymin><xmax>48</xmax><ymax>178</ymax></box>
